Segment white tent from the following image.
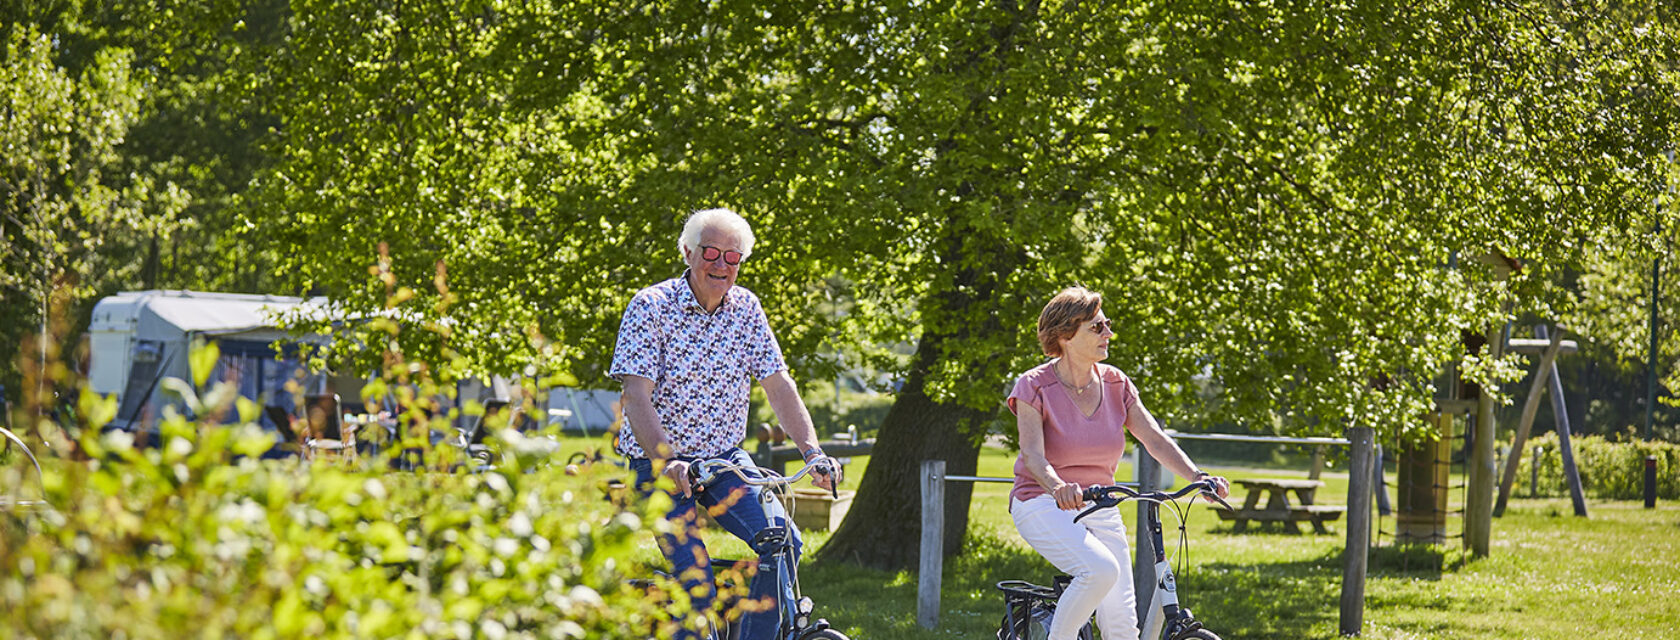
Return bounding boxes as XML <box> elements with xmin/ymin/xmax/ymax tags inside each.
<box><xmin>89</xmin><ymin>290</ymin><xmax>336</xmax><ymax>431</ymax></box>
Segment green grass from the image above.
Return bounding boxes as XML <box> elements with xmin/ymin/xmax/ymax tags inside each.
<box><xmin>558</xmin><ymin>434</ymin><xmax>1680</xmax><ymax>639</ymax></box>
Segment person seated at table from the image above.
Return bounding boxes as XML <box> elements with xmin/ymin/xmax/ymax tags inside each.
<box><xmin>1007</xmin><ymin>286</ymin><xmax>1231</xmax><ymax>640</ymax></box>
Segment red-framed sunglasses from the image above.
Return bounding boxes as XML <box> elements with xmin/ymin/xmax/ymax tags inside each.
<box><xmin>700</xmin><ymin>245</ymin><xmax>744</xmax><ymax>266</ymax></box>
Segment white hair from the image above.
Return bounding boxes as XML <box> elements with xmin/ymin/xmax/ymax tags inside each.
<box><xmin>678</xmin><ymin>208</ymin><xmax>756</xmax><ymax>259</ymax></box>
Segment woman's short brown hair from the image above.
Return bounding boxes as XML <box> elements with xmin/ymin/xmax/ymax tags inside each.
<box><xmin>1037</xmin><ymin>286</ymin><xmax>1103</xmax><ymax>357</ymax></box>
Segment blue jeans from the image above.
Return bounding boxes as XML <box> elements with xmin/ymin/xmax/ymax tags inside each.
<box><xmin>632</xmin><ymin>448</ymin><xmax>802</xmax><ymax>640</ymax></box>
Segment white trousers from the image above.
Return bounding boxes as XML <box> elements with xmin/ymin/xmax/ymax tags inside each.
<box><xmin>1012</xmin><ymin>495</ymin><xmax>1140</xmax><ymax>640</ymax></box>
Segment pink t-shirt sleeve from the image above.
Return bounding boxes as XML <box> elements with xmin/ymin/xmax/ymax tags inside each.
<box><xmin>1006</xmin><ymin>372</ymin><xmax>1043</xmax><ymax>416</ymax></box>
<box><xmin>1102</xmin><ymin>365</ymin><xmax>1140</xmax><ymax>417</ymax></box>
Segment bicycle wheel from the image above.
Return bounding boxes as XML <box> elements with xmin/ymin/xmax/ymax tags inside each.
<box><xmin>1168</xmin><ymin>629</ymin><xmax>1221</xmax><ymax>640</ymax></box>
<box><xmin>798</xmin><ymin>629</ymin><xmax>850</xmax><ymax>640</ymax></box>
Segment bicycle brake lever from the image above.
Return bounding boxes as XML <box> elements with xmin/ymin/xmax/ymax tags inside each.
<box><xmin>1210</xmin><ymin>493</ymin><xmax>1236</xmax><ymax>511</ymax></box>
<box><xmin>1073</xmin><ymin>493</ymin><xmax>1121</xmax><ymax>522</ymax></box>
<box><xmin>1073</xmin><ymin>504</ymin><xmax>1104</xmax><ymax>523</ymax></box>
<box><xmin>1199</xmin><ymin>482</ymin><xmax>1235</xmax><ymax>511</ymax></box>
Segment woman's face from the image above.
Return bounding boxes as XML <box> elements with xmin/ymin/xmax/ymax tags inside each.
<box><xmin>1060</xmin><ymin>310</ymin><xmax>1114</xmax><ymax>362</ymax></box>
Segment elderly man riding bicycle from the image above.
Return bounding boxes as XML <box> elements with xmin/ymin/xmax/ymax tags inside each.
<box><xmin>611</xmin><ymin>208</ymin><xmax>842</xmax><ymax>640</ymax></box>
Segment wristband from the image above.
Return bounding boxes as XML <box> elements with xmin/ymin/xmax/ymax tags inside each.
<box><xmin>802</xmin><ymin>448</ymin><xmax>826</xmax><ymax>462</ymax></box>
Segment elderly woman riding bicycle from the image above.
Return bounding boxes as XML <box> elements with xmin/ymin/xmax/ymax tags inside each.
<box><xmin>1007</xmin><ymin>286</ymin><xmax>1230</xmax><ymax>640</ymax></box>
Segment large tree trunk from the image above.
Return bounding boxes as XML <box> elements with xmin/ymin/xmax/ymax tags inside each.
<box><xmin>816</xmin><ymin>329</ymin><xmax>990</xmax><ymax>570</ymax></box>
<box><xmin>815</xmin><ymin>0</ymin><xmax>1032</xmax><ymax>570</ymax></box>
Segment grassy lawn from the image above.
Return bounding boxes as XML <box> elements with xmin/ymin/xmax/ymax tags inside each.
<box><xmin>561</xmin><ymin>434</ymin><xmax>1680</xmax><ymax>639</ymax></box>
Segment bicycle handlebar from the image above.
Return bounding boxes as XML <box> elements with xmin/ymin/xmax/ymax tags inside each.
<box><xmin>687</xmin><ymin>458</ymin><xmax>840</xmax><ymax>499</ymax></box>
<box><xmin>1074</xmin><ymin>479</ymin><xmax>1235</xmax><ymax>522</ymax></box>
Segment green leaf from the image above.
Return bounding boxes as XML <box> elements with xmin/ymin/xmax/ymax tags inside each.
<box><xmin>189</xmin><ymin>338</ymin><xmax>220</xmax><ymax>388</ymax></box>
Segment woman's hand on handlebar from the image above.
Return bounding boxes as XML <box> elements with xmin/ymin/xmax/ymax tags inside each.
<box><xmin>1051</xmin><ymin>482</ymin><xmax>1084</xmax><ymax>510</ymax></box>
<box><xmin>1198</xmin><ymin>474</ymin><xmax>1231</xmax><ymax>502</ymax></box>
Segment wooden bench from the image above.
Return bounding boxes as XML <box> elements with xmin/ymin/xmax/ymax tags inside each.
<box><xmin>1214</xmin><ymin>478</ymin><xmax>1346</xmax><ymax>534</ymax></box>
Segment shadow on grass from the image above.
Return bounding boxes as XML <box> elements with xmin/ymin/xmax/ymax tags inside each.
<box><xmin>798</xmin><ymin>527</ymin><xmax>1055</xmax><ymax>638</ymax></box>
<box><xmin>800</xmin><ymin>524</ymin><xmax>1441</xmax><ymax>640</ymax></box>
<box><xmin>1367</xmin><ymin>542</ymin><xmax>1462</xmax><ymax>577</ymax></box>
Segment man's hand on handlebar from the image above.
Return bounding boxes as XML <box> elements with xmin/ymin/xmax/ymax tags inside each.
<box><xmin>810</xmin><ymin>455</ymin><xmax>844</xmax><ymax>492</ymax></box>
<box><xmin>662</xmin><ymin>459</ymin><xmax>694</xmax><ymax>497</ymax></box>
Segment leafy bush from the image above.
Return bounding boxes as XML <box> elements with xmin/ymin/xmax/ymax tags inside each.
<box><xmin>0</xmin><ymin>387</ymin><xmax>715</xmax><ymax>639</ymax></box>
<box><xmin>1513</xmin><ymin>432</ymin><xmax>1679</xmax><ymax>500</ymax></box>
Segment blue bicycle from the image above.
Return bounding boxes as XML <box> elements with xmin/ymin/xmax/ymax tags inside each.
<box><xmin>686</xmin><ymin>458</ymin><xmax>852</xmax><ymax>640</ymax></box>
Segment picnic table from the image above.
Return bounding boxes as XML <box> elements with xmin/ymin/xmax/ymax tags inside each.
<box><xmin>1214</xmin><ymin>478</ymin><xmax>1345</xmax><ymax>534</ymax></box>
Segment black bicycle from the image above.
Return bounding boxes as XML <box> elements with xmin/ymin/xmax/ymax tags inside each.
<box><xmin>997</xmin><ymin>479</ymin><xmax>1233</xmax><ymax>640</ymax></box>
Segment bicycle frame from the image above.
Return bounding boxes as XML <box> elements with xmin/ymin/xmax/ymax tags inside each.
<box><xmin>1137</xmin><ymin>497</ymin><xmax>1187</xmax><ymax>640</ymax></box>
<box><xmin>691</xmin><ymin>459</ymin><xmax>841</xmax><ymax>639</ymax></box>
<box><xmin>1077</xmin><ymin>481</ymin><xmax>1230</xmax><ymax>640</ymax></box>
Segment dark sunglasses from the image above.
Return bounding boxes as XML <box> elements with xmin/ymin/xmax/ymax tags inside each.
<box><xmin>1088</xmin><ymin>318</ymin><xmax>1114</xmax><ymax>334</ymax></box>
<box><xmin>700</xmin><ymin>245</ymin><xmax>743</xmax><ymax>266</ymax></box>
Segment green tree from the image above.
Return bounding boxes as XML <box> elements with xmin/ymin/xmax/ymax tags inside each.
<box><xmin>1</xmin><ymin>1</ymin><xmax>287</xmax><ymax>413</ymax></box>
<box><xmin>1</xmin><ymin>21</ymin><xmax>188</xmax><ymax>416</ymax></box>
<box><xmin>245</xmin><ymin>1</ymin><xmax>1680</xmax><ymax>568</ymax></box>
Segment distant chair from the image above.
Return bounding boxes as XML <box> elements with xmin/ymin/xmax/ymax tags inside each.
<box><xmin>454</xmin><ymin>399</ymin><xmax>508</xmax><ymax>470</ymax></box>
<box><xmin>303</xmin><ymin>394</ymin><xmax>353</xmax><ymax>460</ymax></box>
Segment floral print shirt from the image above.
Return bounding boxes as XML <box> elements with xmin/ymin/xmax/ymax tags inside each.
<box><xmin>609</xmin><ymin>272</ymin><xmax>787</xmax><ymax>459</ymax></box>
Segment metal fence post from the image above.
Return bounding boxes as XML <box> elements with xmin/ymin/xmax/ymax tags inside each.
<box><xmin>1645</xmin><ymin>455</ymin><xmax>1658</xmax><ymax>509</ymax></box>
<box><xmin>1133</xmin><ymin>450</ymin><xmax>1160</xmax><ymax>628</ymax></box>
<box><xmin>1374</xmin><ymin>445</ymin><xmax>1391</xmax><ymax>516</ymax></box>
<box><xmin>918</xmin><ymin>459</ymin><xmax>945</xmax><ymax>630</ymax></box>
<box><xmin>1340</xmin><ymin>426</ymin><xmax>1375</xmax><ymax>636</ymax></box>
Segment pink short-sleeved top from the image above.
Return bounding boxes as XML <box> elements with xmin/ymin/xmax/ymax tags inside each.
<box><xmin>1007</xmin><ymin>361</ymin><xmax>1141</xmax><ymax>502</ymax></box>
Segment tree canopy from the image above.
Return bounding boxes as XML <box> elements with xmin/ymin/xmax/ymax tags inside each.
<box><xmin>6</xmin><ymin>0</ymin><xmax>1678</xmax><ymax>568</ymax></box>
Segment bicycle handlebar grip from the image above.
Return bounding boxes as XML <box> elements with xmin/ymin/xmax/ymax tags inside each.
<box><xmin>684</xmin><ymin>461</ymin><xmax>706</xmax><ymax>489</ymax></box>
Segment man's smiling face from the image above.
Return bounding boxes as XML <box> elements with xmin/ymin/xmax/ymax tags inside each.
<box><xmin>684</xmin><ymin>225</ymin><xmax>743</xmax><ymax>305</ymax></box>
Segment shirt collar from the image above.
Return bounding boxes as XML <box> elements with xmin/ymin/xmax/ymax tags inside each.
<box><xmin>677</xmin><ymin>269</ymin><xmax>731</xmax><ymax>314</ymax></box>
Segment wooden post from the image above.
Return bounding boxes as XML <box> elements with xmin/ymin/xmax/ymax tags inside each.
<box><xmin>1341</xmin><ymin>426</ymin><xmax>1375</xmax><ymax>637</ymax></box>
<box><xmin>1133</xmin><ymin>449</ymin><xmax>1160</xmax><ymax>628</ymax></box>
<box><xmin>1466</xmin><ymin>325</ymin><xmax>1502</xmax><ymax>557</ymax></box>
<box><xmin>1529</xmin><ymin>446</ymin><xmax>1541</xmax><ymax>498</ymax></box>
<box><xmin>1309</xmin><ymin>445</ymin><xmax>1327</xmax><ymax>481</ymax></box>
<box><xmin>1536</xmin><ymin>326</ymin><xmax>1589</xmax><ymax>517</ymax></box>
<box><xmin>1495</xmin><ymin>328</ymin><xmax>1564</xmax><ymax>517</ymax></box>
<box><xmin>917</xmin><ymin>459</ymin><xmax>945</xmax><ymax>630</ymax></box>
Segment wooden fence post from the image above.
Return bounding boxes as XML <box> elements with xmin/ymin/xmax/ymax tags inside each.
<box><xmin>917</xmin><ymin>459</ymin><xmax>945</xmax><ymax>630</ymax></box>
<box><xmin>1466</xmin><ymin>322</ymin><xmax>1503</xmax><ymax>557</ymax></box>
<box><xmin>1340</xmin><ymin>426</ymin><xmax>1375</xmax><ymax>636</ymax></box>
